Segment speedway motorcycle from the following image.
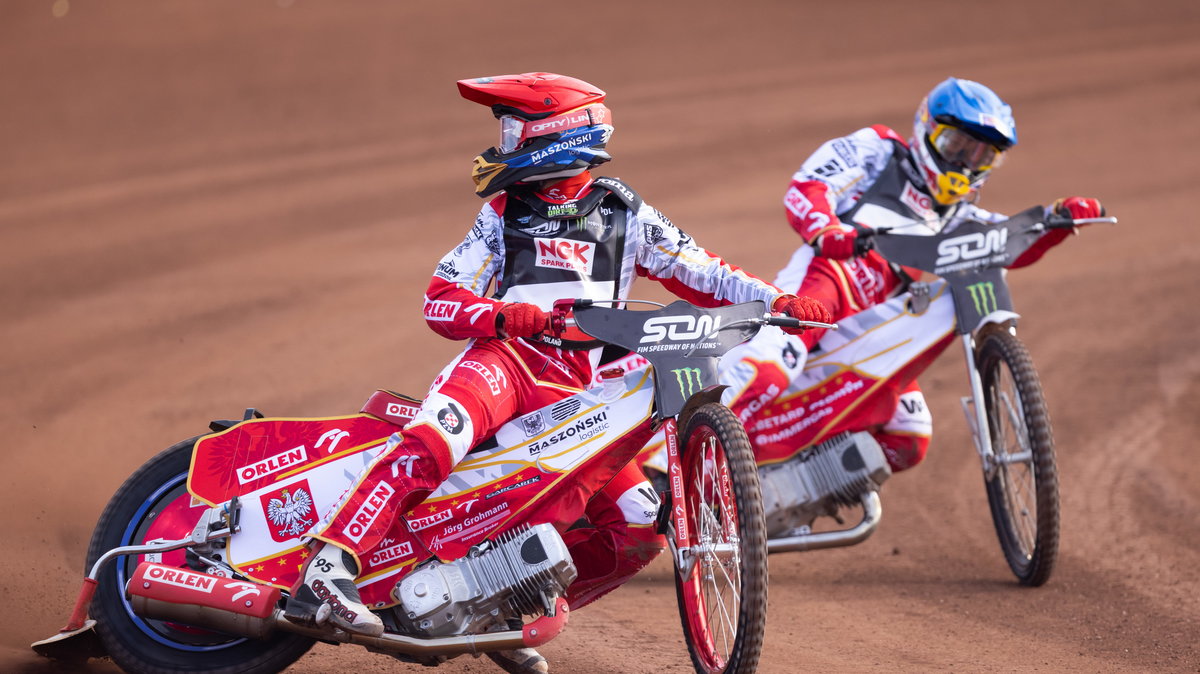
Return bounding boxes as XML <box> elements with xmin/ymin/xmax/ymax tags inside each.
<box><xmin>735</xmin><ymin>207</ymin><xmax>1114</xmax><ymax>586</ymax></box>
<box><xmin>33</xmin><ymin>299</ymin><xmax>823</xmax><ymax>674</ymax></box>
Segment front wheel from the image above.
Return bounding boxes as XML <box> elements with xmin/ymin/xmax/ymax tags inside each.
<box><xmin>976</xmin><ymin>329</ymin><xmax>1060</xmax><ymax>586</ymax></box>
<box><xmin>673</xmin><ymin>403</ymin><xmax>768</xmax><ymax>674</ymax></box>
<box><xmin>86</xmin><ymin>437</ymin><xmax>315</xmax><ymax>674</ymax></box>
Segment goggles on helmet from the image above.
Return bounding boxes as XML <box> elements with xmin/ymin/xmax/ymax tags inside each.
<box><xmin>929</xmin><ymin>123</ymin><xmax>1005</xmax><ymax>173</ymax></box>
<box><xmin>497</xmin><ymin>103</ymin><xmax>610</xmax><ymax>154</ymax></box>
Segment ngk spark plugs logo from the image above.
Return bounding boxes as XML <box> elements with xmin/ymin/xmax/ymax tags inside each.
<box><xmin>535</xmin><ymin>238</ymin><xmax>595</xmax><ymax>274</ymax></box>
<box><xmin>260</xmin><ymin>480</ymin><xmax>316</xmax><ymax>542</ymax></box>
<box><xmin>900</xmin><ymin>181</ymin><xmax>935</xmax><ymax>220</ymax></box>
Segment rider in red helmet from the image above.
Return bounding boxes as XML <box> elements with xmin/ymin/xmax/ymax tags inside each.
<box><xmin>721</xmin><ymin>77</ymin><xmax>1106</xmax><ymax>473</ymax></box>
<box><xmin>294</xmin><ymin>73</ymin><xmax>830</xmax><ymax>671</ymax></box>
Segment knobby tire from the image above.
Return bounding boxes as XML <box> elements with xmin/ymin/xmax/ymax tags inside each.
<box><xmin>673</xmin><ymin>403</ymin><xmax>768</xmax><ymax>674</ymax></box>
<box><xmin>977</xmin><ymin>328</ymin><xmax>1060</xmax><ymax>586</ymax></box>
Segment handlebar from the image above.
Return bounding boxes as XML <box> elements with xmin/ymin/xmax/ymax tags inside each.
<box><xmin>763</xmin><ymin>315</ymin><xmax>838</xmax><ymax>331</ymax></box>
<box><xmin>548</xmin><ymin>298</ymin><xmax>838</xmax><ymax>338</ymax></box>
<box><xmin>1044</xmin><ymin>214</ymin><xmax>1119</xmax><ymax>230</ymax></box>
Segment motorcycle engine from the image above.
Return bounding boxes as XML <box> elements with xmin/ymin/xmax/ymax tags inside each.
<box><xmin>758</xmin><ymin>431</ymin><xmax>892</xmax><ymax>537</ymax></box>
<box><xmin>393</xmin><ymin>523</ymin><xmax>577</xmax><ymax>638</ymax></box>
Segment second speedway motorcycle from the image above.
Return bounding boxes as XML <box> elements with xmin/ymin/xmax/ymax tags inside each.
<box><xmin>33</xmin><ymin>299</ymin><xmax>820</xmax><ymax>674</ymax></box>
<box><xmin>728</xmin><ymin>207</ymin><xmax>1113</xmax><ymax>586</ymax></box>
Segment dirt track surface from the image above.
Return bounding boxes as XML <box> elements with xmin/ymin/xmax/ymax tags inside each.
<box><xmin>3</xmin><ymin>1</ymin><xmax>1198</xmax><ymax>672</ymax></box>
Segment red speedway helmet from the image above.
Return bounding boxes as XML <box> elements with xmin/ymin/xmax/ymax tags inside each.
<box><xmin>457</xmin><ymin>72</ymin><xmax>614</xmax><ymax>197</ymax></box>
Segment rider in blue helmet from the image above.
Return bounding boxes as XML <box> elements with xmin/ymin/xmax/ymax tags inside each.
<box><xmin>719</xmin><ymin>77</ymin><xmax>1107</xmax><ymax>476</ymax></box>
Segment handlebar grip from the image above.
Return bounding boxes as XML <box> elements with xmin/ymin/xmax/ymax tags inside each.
<box><xmin>765</xmin><ymin>316</ymin><xmax>802</xmax><ymax>329</ymax></box>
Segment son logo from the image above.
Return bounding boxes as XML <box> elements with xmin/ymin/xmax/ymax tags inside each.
<box><xmin>936</xmin><ymin>229</ymin><xmax>1008</xmax><ymax>266</ymax></box>
<box><xmin>640</xmin><ymin>315</ymin><xmax>722</xmax><ymax>344</ymax></box>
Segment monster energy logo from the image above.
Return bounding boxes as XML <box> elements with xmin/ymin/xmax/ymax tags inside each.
<box><xmin>966</xmin><ymin>281</ymin><xmax>999</xmax><ymax>315</ymax></box>
<box><xmin>670</xmin><ymin>367</ymin><xmax>704</xmax><ymax>397</ymax></box>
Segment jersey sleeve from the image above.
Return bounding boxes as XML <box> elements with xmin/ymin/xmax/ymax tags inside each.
<box><xmin>422</xmin><ymin>202</ymin><xmax>508</xmax><ymax>340</ymax></box>
<box><xmin>633</xmin><ymin>202</ymin><xmax>782</xmax><ymax>309</ymax></box>
<box><xmin>783</xmin><ymin>126</ymin><xmax>902</xmax><ymax>243</ymax></box>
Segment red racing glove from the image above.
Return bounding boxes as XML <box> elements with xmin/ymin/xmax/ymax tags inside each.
<box><xmin>815</xmin><ymin>228</ymin><xmax>858</xmax><ymax>260</ymax></box>
<box><xmin>771</xmin><ymin>294</ymin><xmax>832</xmax><ymax>335</ymax></box>
<box><xmin>496</xmin><ymin>303</ymin><xmax>549</xmax><ymax>339</ymax></box>
<box><xmin>1053</xmin><ymin>196</ymin><xmax>1106</xmax><ymax>221</ymax></box>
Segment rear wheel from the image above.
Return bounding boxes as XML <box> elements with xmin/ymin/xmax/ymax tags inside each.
<box><xmin>673</xmin><ymin>403</ymin><xmax>767</xmax><ymax>674</ymax></box>
<box><xmin>976</xmin><ymin>329</ymin><xmax>1060</xmax><ymax>586</ymax></box>
<box><xmin>86</xmin><ymin>437</ymin><xmax>315</xmax><ymax>673</ymax></box>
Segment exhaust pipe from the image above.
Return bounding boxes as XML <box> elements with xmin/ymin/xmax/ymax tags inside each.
<box><xmin>127</xmin><ymin>563</ymin><xmax>571</xmax><ymax>657</ymax></box>
<box><xmin>126</xmin><ymin>562</ymin><xmax>281</xmax><ymax>639</ymax></box>
<box><xmin>767</xmin><ymin>491</ymin><xmax>883</xmax><ymax>554</ymax></box>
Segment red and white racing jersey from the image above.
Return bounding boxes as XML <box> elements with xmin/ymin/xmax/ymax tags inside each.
<box><xmin>423</xmin><ymin>176</ymin><xmax>783</xmax><ymax>343</ymax></box>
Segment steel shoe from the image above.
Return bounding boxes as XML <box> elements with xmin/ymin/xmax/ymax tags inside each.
<box><xmin>487</xmin><ymin>647</ymin><xmax>549</xmax><ymax>674</ymax></box>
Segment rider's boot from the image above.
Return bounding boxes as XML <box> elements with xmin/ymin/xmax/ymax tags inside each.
<box><xmin>487</xmin><ymin>647</ymin><xmax>549</xmax><ymax>674</ymax></box>
<box><xmin>486</xmin><ymin>618</ymin><xmax>548</xmax><ymax>673</ymax></box>
<box><xmin>294</xmin><ymin>542</ymin><xmax>384</xmax><ymax>637</ymax></box>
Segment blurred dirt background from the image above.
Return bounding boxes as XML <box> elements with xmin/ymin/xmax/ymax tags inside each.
<box><xmin>2</xmin><ymin>0</ymin><xmax>1198</xmax><ymax>672</ymax></box>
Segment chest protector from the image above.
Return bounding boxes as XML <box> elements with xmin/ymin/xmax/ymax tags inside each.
<box><xmin>838</xmin><ymin>143</ymin><xmax>956</xmax><ymax>294</ymax></box>
<box><xmin>840</xmin><ymin>142</ymin><xmax>953</xmax><ymax>231</ymax></box>
<box><xmin>494</xmin><ymin>177</ymin><xmax>641</xmax><ymax>308</ymax></box>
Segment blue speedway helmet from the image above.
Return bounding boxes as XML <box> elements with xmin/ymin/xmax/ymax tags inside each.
<box><xmin>912</xmin><ymin>77</ymin><xmax>1018</xmax><ymax>205</ymax></box>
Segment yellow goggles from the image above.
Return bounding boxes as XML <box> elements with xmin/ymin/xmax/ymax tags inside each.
<box><xmin>929</xmin><ymin>123</ymin><xmax>1005</xmax><ymax>173</ymax></box>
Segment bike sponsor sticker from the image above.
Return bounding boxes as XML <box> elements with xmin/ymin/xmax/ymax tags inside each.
<box><xmin>432</xmin><ymin>501</ymin><xmax>511</xmax><ymax>546</ymax></box>
<box><xmin>669</xmin><ymin>367</ymin><xmax>704</xmax><ymax>397</ymax></box>
<box><xmin>526</xmin><ymin>410</ymin><xmax>609</xmax><ymax>456</ymax></box>
<box><xmin>751</xmin><ymin>379</ymin><xmax>865</xmax><ymax>445</ymax></box>
<box><xmin>385</xmin><ymin>402</ymin><xmax>420</xmax><ymax>420</ymax></box>
<box><xmin>146</xmin><ymin>565</ymin><xmax>217</xmax><ymax>593</ymax></box>
<box><xmin>237</xmin><ymin>445</ymin><xmax>308</xmax><ymax>485</ymax></box>
<box><xmin>485</xmin><ymin>474</ymin><xmax>541</xmax><ymax>499</ymax></box>
<box><xmin>367</xmin><ymin>540</ymin><xmax>413</xmax><ymax>568</ymax></box>
<box><xmin>520</xmin><ymin>412</ymin><xmax>546</xmax><ymax>437</ymax></box>
<box><xmin>535</xmin><ymin>237</ymin><xmax>595</xmax><ymax>274</ymax></box>
<box><xmin>260</xmin><ymin>479</ymin><xmax>316</xmax><ymax>542</ymax></box>
<box><xmin>549</xmin><ymin>398</ymin><xmax>582</xmax><ymax>422</ymax></box>
<box><xmin>408</xmin><ymin>508</ymin><xmax>454</xmax><ymax>531</ymax></box>
<box><xmin>343</xmin><ymin>481</ymin><xmax>396</xmax><ymax>544</ymax></box>
<box><xmin>424</xmin><ymin>299</ymin><xmax>460</xmax><ymax>322</ymax></box>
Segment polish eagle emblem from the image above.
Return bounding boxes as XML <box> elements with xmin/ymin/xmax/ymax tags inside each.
<box><xmin>266</xmin><ymin>487</ymin><xmax>314</xmax><ymax>539</ymax></box>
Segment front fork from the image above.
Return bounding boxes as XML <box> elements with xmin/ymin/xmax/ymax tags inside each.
<box><xmin>660</xmin><ymin>418</ymin><xmax>697</xmax><ymax>579</ymax></box>
<box><xmin>960</xmin><ymin>332</ymin><xmax>1003</xmax><ymax>481</ymax></box>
